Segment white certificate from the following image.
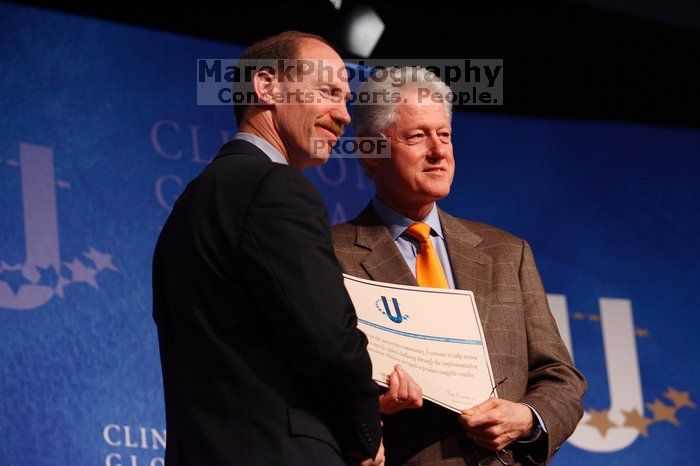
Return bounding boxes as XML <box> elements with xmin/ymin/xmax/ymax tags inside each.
<box><xmin>343</xmin><ymin>274</ymin><xmax>497</xmax><ymax>413</ymax></box>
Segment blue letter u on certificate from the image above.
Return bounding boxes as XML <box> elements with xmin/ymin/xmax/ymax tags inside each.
<box><xmin>381</xmin><ymin>296</ymin><xmax>403</xmax><ymax>323</ymax></box>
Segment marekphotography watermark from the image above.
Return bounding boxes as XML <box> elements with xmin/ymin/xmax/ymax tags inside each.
<box><xmin>197</xmin><ymin>59</ymin><xmax>503</xmax><ymax>106</ymax></box>
<box><xmin>310</xmin><ymin>137</ymin><xmax>392</xmax><ymax>159</ymax></box>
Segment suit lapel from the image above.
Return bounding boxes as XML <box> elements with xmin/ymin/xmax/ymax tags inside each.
<box><xmin>439</xmin><ymin>209</ymin><xmax>492</xmax><ymax>325</ymax></box>
<box><xmin>354</xmin><ymin>205</ymin><xmax>506</xmax><ymax>395</ymax></box>
<box><xmin>353</xmin><ymin>205</ymin><xmax>418</xmax><ymax>287</ymax></box>
<box><xmin>438</xmin><ymin>210</ymin><xmax>509</xmax><ymax>393</ymax></box>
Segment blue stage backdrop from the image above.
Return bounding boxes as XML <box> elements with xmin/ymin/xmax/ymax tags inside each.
<box><xmin>1</xmin><ymin>3</ymin><xmax>699</xmax><ymax>465</ymax></box>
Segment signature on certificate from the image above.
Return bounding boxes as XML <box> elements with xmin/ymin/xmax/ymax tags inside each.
<box><xmin>447</xmin><ymin>389</ymin><xmax>475</xmax><ymax>404</ymax></box>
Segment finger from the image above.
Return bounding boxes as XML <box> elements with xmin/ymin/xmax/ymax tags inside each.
<box><xmin>396</xmin><ymin>368</ymin><xmax>409</xmax><ymax>401</ymax></box>
<box><xmin>459</xmin><ymin>414</ymin><xmax>489</xmax><ymax>431</ymax></box>
<box><xmin>386</xmin><ymin>370</ymin><xmax>399</xmax><ymax>399</ymax></box>
<box><xmin>481</xmin><ymin>424</ymin><xmax>506</xmax><ymax>439</ymax></box>
<box><xmin>488</xmin><ymin>433</ymin><xmax>517</xmax><ymax>451</ymax></box>
<box><xmin>468</xmin><ymin>423</ymin><xmax>517</xmax><ymax>451</ymax></box>
<box><xmin>407</xmin><ymin>380</ymin><xmax>423</xmax><ymax>407</ymax></box>
<box><xmin>458</xmin><ymin>411</ymin><xmax>489</xmax><ymax>429</ymax></box>
<box><xmin>459</xmin><ymin>409</ymin><xmax>503</xmax><ymax>431</ymax></box>
<box><xmin>474</xmin><ymin>398</ymin><xmax>500</xmax><ymax>412</ymax></box>
<box><xmin>468</xmin><ymin>411</ymin><xmax>506</xmax><ymax>429</ymax></box>
<box><xmin>462</xmin><ymin>398</ymin><xmax>496</xmax><ymax>417</ymax></box>
<box><xmin>397</xmin><ymin>366</ymin><xmax>422</xmax><ymax>404</ymax></box>
<box><xmin>375</xmin><ymin>441</ymin><xmax>386</xmax><ymax>466</ymax></box>
<box><xmin>467</xmin><ymin>403</ymin><xmax>508</xmax><ymax>428</ymax></box>
<box><xmin>379</xmin><ymin>393</ymin><xmax>398</xmax><ymax>415</ymax></box>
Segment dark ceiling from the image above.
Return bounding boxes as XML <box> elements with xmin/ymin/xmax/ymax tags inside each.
<box><xmin>9</xmin><ymin>0</ymin><xmax>700</xmax><ymax>129</ymax></box>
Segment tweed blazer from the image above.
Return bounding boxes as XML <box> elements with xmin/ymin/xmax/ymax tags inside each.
<box><xmin>331</xmin><ymin>203</ymin><xmax>586</xmax><ymax>466</ymax></box>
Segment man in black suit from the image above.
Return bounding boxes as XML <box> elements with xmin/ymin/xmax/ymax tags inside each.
<box><xmin>153</xmin><ymin>31</ymin><xmax>383</xmax><ymax>465</ymax></box>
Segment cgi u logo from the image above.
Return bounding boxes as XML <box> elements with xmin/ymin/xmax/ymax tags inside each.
<box><xmin>548</xmin><ymin>295</ymin><xmax>643</xmax><ymax>452</ymax></box>
<box><xmin>1</xmin><ymin>144</ymin><xmax>61</xmax><ymax>310</ymax></box>
<box><xmin>380</xmin><ymin>296</ymin><xmax>403</xmax><ymax>323</ymax></box>
<box><xmin>1</xmin><ymin>143</ymin><xmax>116</xmax><ymax>310</ymax></box>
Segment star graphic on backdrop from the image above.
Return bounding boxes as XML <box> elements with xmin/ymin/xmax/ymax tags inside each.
<box><xmin>663</xmin><ymin>387</ymin><xmax>696</xmax><ymax>409</ymax></box>
<box><xmin>5</xmin><ymin>159</ymin><xmax>19</xmax><ymax>167</ymax></box>
<box><xmin>587</xmin><ymin>314</ymin><xmax>600</xmax><ymax>322</ymax></box>
<box><xmin>56</xmin><ymin>180</ymin><xmax>71</xmax><ymax>189</ymax></box>
<box><xmin>572</xmin><ymin>312</ymin><xmax>586</xmax><ymax>320</ymax></box>
<box><xmin>635</xmin><ymin>328</ymin><xmax>649</xmax><ymax>337</ymax></box>
<box><xmin>64</xmin><ymin>258</ymin><xmax>99</xmax><ymax>289</ymax></box>
<box><xmin>83</xmin><ymin>247</ymin><xmax>118</xmax><ymax>272</ymax></box>
<box><xmin>37</xmin><ymin>265</ymin><xmax>60</xmax><ymax>289</ymax></box>
<box><xmin>585</xmin><ymin>408</ymin><xmax>617</xmax><ymax>437</ymax></box>
<box><xmin>0</xmin><ymin>269</ymin><xmax>29</xmax><ymax>294</ymax></box>
<box><xmin>54</xmin><ymin>276</ymin><xmax>71</xmax><ymax>298</ymax></box>
<box><xmin>622</xmin><ymin>408</ymin><xmax>653</xmax><ymax>437</ymax></box>
<box><xmin>0</xmin><ymin>262</ymin><xmax>22</xmax><ymax>271</ymax></box>
<box><xmin>646</xmin><ymin>399</ymin><xmax>680</xmax><ymax>425</ymax></box>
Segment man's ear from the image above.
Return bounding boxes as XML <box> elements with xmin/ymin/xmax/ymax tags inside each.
<box><xmin>252</xmin><ymin>69</ymin><xmax>277</xmax><ymax>105</ymax></box>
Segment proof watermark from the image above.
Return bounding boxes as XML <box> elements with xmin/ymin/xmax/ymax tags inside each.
<box><xmin>310</xmin><ymin>137</ymin><xmax>392</xmax><ymax>159</ymax></box>
<box><xmin>197</xmin><ymin>58</ymin><xmax>503</xmax><ymax>106</ymax></box>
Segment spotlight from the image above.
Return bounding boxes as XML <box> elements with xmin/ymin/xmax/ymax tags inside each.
<box><xmin>343</xmin><ymin>5</ymin><xmax>385</xmax><ymax>58</ymax></box>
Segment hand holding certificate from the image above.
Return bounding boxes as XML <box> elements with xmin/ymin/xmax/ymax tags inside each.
<box><xmin>343</xmin><ymin>274</ymin><xmax>497</xmax><ymax>413</ymax></box>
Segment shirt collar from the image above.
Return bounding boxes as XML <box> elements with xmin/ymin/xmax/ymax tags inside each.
<box><xmin>372</xmin><ymin>197</ymin><xmax>444</xmax><ymax>240</ymax></box>
<box><xmin>234</xmin><ymin>132</ymin><xmax>288</xmax><ymax>165</ymax></box>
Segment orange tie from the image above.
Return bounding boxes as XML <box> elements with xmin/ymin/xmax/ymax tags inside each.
<box><xmin>404</xmin><ymin>222</ymin><xmax>449</xmax><ymax>288</ymax></box>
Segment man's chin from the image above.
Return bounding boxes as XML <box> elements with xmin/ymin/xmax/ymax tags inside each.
<box><xmin>316</xmin><ymin>125</ymin><xmax>341</xmax><ymax>141</ymax></box>
<box><xmin>308</xmin><ymin>137</ymin><xmax>337</xmax><ymax>164</ymax></box>
<box><xmin>304</xmin><ymin>151</ymin><xmax>332</xmax><ymax>168</ymax></box>
<box><xmin>424</xmin><ymin>187</ymin><xmax>451</xmax><ymax>202</ymax></box>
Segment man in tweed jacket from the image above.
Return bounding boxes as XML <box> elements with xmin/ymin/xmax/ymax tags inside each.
<box><xmin>332</xmin><ymin>67</ymin><xmax>586</xmax><ymax>465</ymax></box>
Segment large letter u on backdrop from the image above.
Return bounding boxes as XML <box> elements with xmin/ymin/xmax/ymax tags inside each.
<box><xmin>548</xmin><ymin>295</ymin><xmax>644</xmax><ymax>452</ymax></box>
<box><xmin>0</xmin><ymin>143</ymin><xmax>60</xmax><ymax>310</ymax></box>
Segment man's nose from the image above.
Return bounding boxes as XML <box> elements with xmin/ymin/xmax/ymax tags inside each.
<box><xmin>427</xmin><ymin>133</ymin><xmax>449</xmax><ymax>158</ymax></box>
<box><xmin>331</xmin><ymin>102</ymin><xmax>351</xmax><ymax>127</ymax></box>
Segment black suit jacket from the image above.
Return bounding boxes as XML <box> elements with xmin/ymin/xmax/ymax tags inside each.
<box><xmin>153</xmin><ymin>139</ymin><xmax>381</xmax><ymax>465</ymax></box>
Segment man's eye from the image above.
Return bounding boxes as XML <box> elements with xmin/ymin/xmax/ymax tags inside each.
<box><xmin>319</xmin><ymin>87</ymin><xmax>332</xmax><ymax>96</ymax></box>
<box><xmin>406</xmin><ymin>134</ymin><xmax>425</xmax><ymax>143</ymax></box>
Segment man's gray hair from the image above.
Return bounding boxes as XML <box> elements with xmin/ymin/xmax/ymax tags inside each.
<box><xmin>353</xmin><ymin>66</ymin><xmax>453</xmax><ymax>135</ymax></box>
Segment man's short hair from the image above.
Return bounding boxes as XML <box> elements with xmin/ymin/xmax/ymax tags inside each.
<box><xmin>233</xmin><ymin>31</ymin><xmax>336</xmax><ymax>125</ymax></box>
<box><xmin>353</xmin><ymin>66</ymin><xmax>453</xmax><ymax>136</ymax></box>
